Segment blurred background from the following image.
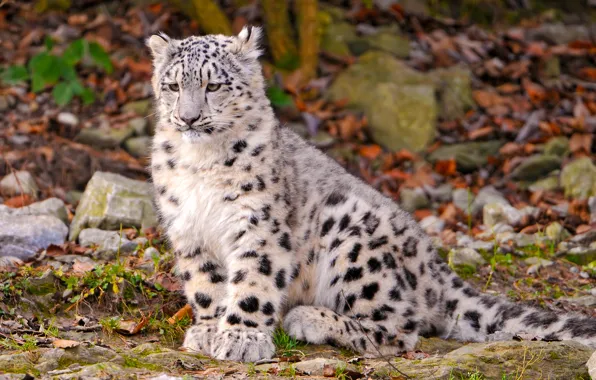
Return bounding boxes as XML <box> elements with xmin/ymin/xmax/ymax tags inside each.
<box><xmin>0</xmin><ymin>1</ymin><xmax>596</xmax><ymax>376</ymax></box>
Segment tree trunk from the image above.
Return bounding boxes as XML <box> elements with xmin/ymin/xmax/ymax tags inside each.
<box><xmin>171</xmin><ymin>0</ymin><xmax>233</xmax><ymax>36</ymax></box>
<box><xmin>261</xmin><ymin>0</ymin><xmax>299</xmax><ymax>70</ymax></box>
<box><xmin>295</xmin><ymin>0</ymin><xmax>319</xmax><ymax>84</ymax></box>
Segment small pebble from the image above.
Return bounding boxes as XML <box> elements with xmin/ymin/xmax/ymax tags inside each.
<box><xmin>57</xmin><ymin>112</ymin><xmax>79</xmax><ymax>127</ymax></box>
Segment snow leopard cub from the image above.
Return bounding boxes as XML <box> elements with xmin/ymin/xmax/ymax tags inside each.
<box><xmin>148</xmin><ymin>27</ymin><xmax>595</xmax><ymax>362</ymax></box>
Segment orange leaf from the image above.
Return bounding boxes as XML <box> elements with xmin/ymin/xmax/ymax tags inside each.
<box><xmin>434</xmin><ymin>159</ymin><xmax>457</xmax><ymax>176</ymax></box>
<box><xmin>579</xmin><ymin>67</ymin><xmax>596</xmax><ymax>81</ymax></box>
<box><xmin>359</xmin><ymin>145</ymin><xmax>382</xmax><ymax>160</ymax></box>
<box><xmin>168</xmin><ymin>304</ymin><xmax>193</xmax><ymax>325</ymax></box>
<box><xmin>4</xmin><ymin>194</ymin><xmax>35</xmax><ymax>208</ymax></box>
<box><xmin>394</xmin><ymin>149</ymin><xmax>416</xmax><ymax>162</ymax></box>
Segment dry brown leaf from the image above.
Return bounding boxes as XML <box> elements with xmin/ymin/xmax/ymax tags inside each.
<box><xmin>116</xmin><ymin>316</ymin><xmax>149</xmax><ymax>335</ymax></box>
<box><xmin>72</xmin><ymin>261</ymin><xmax>96</xmax><ymax>274</ymax></box>
<box><xmin>569</xmin><ymin>133</ymin><xmax>593</xmax><ymax>154</ymax></box>
<box><xmin>472</xmin><ymin>90</ymin><xmax>504</xmax><ymax>108</ymax></box>
<box><xmin>404</xmin><ymin>165</ymin><xmax>435</xmax><ymax>188</ymax></box>
<box><xmin>468</xmin><ymin>126</ymin><xmax>494</xmax><ymax>140</ymax></box>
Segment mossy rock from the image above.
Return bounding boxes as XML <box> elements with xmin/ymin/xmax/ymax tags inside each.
<box><xmin>69</xmin><ymin>171</ymin><xmax>157</xmax><ymax>241</ymax></box>
<box><xmin>560</xmin><ymin>157</ymin><xmax>596</xmax><ymax>199</ymax></box>
<box><xmin>391</xmin><ymin>340</ymin><xmax>592</xmax><ymax>379</ymax></box>
<box><xmin>510</xmin><ymin>154</ymin><xmax>561</xmax><ymax>181</ymax></box>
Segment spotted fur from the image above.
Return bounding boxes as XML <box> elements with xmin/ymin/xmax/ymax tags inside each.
<box><xmin>148</xmin><ymin>27</ymin><xmax>596</xmax><ymax>362</ymax></box>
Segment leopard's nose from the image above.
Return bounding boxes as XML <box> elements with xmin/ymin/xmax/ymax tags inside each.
<box><xmin>181</xmin><ymin>115</ymin><xmax>200</xmax><ymax>127</ymax></box>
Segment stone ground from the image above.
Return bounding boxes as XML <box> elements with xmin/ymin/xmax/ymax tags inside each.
<box><xmin>2</xmin><ymin>1</ymin><xmax>596</xmax><ymax>379</ymax></box>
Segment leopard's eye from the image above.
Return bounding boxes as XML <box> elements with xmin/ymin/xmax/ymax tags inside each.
<box><xmin>206</xmin><ymin>83</ymin><xmax>222</xmax><ymax>92</ymax></box>
<box><xmin>168</xmin><ymin>83</ymin><xmax>179</xmax><ymax>92</ymax></box>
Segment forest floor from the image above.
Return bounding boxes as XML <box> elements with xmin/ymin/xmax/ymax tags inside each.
<box><xmin>1</xmin><ymin>1</ymin><xmax>596</xmax><ymax>379</ymax></box>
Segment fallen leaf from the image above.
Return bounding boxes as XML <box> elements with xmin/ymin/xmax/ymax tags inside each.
<box><xmin>116</xmin><ymin>316</ymin><xmax>149</xmax><ymax>335</ymax></box>
<box><xmin>472</xmin><ymin>90</ymin><xmax>504</xmax><ymax>108</ymax></box>
<box><xmin>468</xmin><ymin>126</ymin><xmax>494</xmax><ymax>140</ymax></box>
<box><xmin>52</xmin><ymin>339</ymin><xmax>80</xmax><ymax>349</ymax></box>
<box><xmin>434</xmin><ymin>159</ymin><xmax>457</xmax><ymax>176</ymax></box>
<box><xmin>168</xmin><ymin>304</ymin><xmax>193</xmax><ymax>325</ymax></box>
<box><xmin>72</xmin><ymin>261</ymin><xmax>96</xmax><ymax>274</ymax></box>
<box><xmin>4</xmin><ymin>194</ymin><xmax>35</xmax><ymax>208</ymax></box>
<box><xmin>569</xmin><ymin>133</ymin><xmax>593</xmax><ymax>154</ymax></box>
<box><xmin>359</xmin><ymin>145</ymin><xmax>382</xmax><ymax>160</ymax></box>
<box><xmin>404</xmin><ymin>165</ymin><xmax>435</xmax><ymax>188</ymax></box>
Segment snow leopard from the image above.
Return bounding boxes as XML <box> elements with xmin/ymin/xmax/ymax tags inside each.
<box><xmin>147</xmin><ymin>26</ymin><xmax>596</xmax><ymax>362</ymax></box>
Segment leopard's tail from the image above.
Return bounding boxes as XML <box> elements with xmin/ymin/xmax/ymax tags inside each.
<box><xmin>438</xmin><ymin>271</ymin><xmax>596</xmax><ymax>348</ymax></box>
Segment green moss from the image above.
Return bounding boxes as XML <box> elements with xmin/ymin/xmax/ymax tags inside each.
<box><xmin>452</xmin><ymin>264</ymin><xmax>477</xmax><ymax>279</ymax></box>
<box><xmin>122</xmin><ymin>354</ymin><xmax>163</xmax><ymax>371</ymax></box>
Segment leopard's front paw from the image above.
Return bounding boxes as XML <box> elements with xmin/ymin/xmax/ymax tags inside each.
<box><xmin>182</xmin><ymin>321</ymin><xmax>218</xmax><ymax>355</ymax></box>
<box><xmin>211</xmin><ymin>328</ymin><xmax>275</xmax><ymax>362</ymax></box>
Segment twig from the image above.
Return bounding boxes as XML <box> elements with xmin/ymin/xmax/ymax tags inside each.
<box><xmin>340</xmin><ymin>290</ymin><xmax>410</xmax><ymax>379</ymax></box>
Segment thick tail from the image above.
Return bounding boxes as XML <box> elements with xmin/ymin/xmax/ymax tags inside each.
<box><xmin>439</xmin><ymin>273</ymin><xmax>596</xmax><ymax>348</ymax></box>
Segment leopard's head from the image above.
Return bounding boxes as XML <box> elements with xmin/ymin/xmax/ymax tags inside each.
<box><xmin>147</xmin><ymin>26</ymin><xmax>268</xmax><ymax>143</ymax></box>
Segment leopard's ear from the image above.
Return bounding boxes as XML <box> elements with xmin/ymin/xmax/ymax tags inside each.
<box><xmin>233</xmin><ymin>26</ymin><xmax>262</xmax><ymax>62</ymax></box>
<box><xmin>147</xmin><ymin>32</ymin><xmax>171</xmax><ymax>61</ymax></box>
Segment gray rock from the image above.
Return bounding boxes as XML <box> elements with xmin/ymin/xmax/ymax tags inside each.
<box><xmin>560</xmin><ymin>157</ymin><xmax>596</xmax><ymax>199</ymax></box>
<box><xmin>510</xmin><ymin>154</ymin><xmax>561</xmax><ymax>181</ymax></box>
<box><xmin>483</xmin><ymin>203</ymin><xmax>522</xmax><ymax>227</ymax></box>
<box><xmin>448</xmin><ymin>247</ymin><xmax>486</xmax><ymax>268</ymax></box>
<box><xmin>57</xmin><ymin>112</ymin><xmax>79</xmax><ymax>127</ymax></box>
<box><xmin>0</xmin><ymin>197</ymin><xmax>68</xmax><ymax>223</ymax></box>
<box><xmin>400</xmin><ymin>187</ymin><xmax>430</xmax><ymax>212</ymax></box>
<box><xmin>143</xmin><ymin>247</ymin><xmax>160</xmax><ymax>261</ymax></box>
<box><xmin>588</xmin><ymin>347</ymin><xmax>596</xmax><ymax>380</ymax></box>
<box><xmin>79</xmin><ymin>228</ymin><xmax>138</xmax><ymax>260</ymax></box>
<box><xmin>129</xmin><ymin>117</ymin><xmax>148</xmax><ymax>136</ymax></box>
<box><xmin>0</xmin><ymin>215</ymin><xmax>68</xmax><ymax>261</ymax></box>
<box><xmin>453</xmin><ymin>188</ymin><xmax>474</xmax><ymax>213</ymax></box>
<box><xmin>428</xmin><ymin>141</ymin><xmax>503</xmax><ymax>173</ymax></box>
<box><xmin>124</xmin><ymin>136</ymin><xmax>151</xmax><ymax>158</ymax></box>
<box><xmin>543</xmin><ymin>136</ymin><xmax>569</xmax><ymax>157</ymax></box>
<box><xmin>561</xmin><ymin>295</ymin><xmax>596</xmax><ymax>307</ymax></box>
<box><xmin>527</xmin><ymin>23</ymin><xmax>593</xmax><ymax>45</ymax></box>
<box><xmin>524</xmin><ymin>257</ymin><xmax>553</xmax><ymax>275</ymax></box>
<box><xmin>293</xmin><ymin>358</ymin><xmax>350</xmax><ymax>376</ymax></box>
<box><xmin>69</xmin><ymin>171</ymin><xmax>158</xmax><ymax>240</ymax></box>
<box><xmin>122</xmin><ymin>99</ymin><xmax>152</xmax><ymax>116</ymax></box>
<box><xmin>472</xmin><ymin>186</ymin><xmax>509</xmax><ymax>215</ymax></box>
<box><xmin>545</xmin><ymin>222</ymin><xmax>570</xmax><ymax>242</ymax></box>
<box><xmin>424</xmin><ymin>183</ymin><xmax>453</xmax><ymax>202</ymax></box>
<box><xmin>0</xmin><ymin>170</ymin><xmax>39</xmax><ymax>198</ymax></box>
<box><xmin>589</xmin><ymin>196</ymin><xmax>596</xmax><ymax>223</ymax></box>
<box><xmin>420</xmin><ymin>215</ymin><xmax>445</xmax><ymax>235</ymax></box>
<box><xmin>75</xmin><ymin>126</ymin><xmax>135</xmax><ymax>149</ymax></box>
<box><xmin>476</xmin><ymin>222</ymin><xmax>514</xmax><ymax>239</ymax></box>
